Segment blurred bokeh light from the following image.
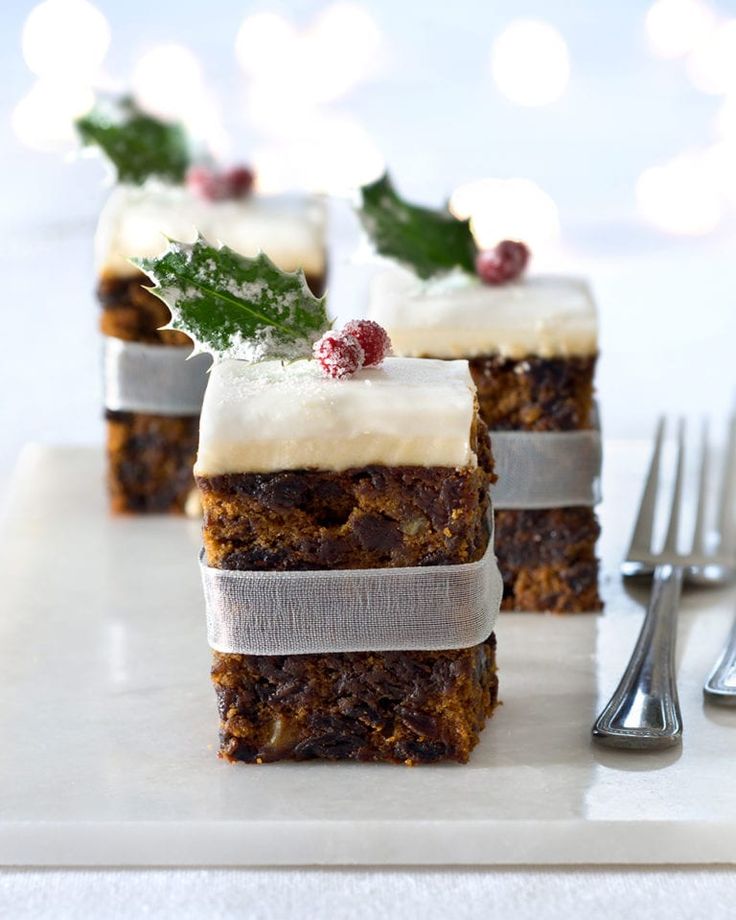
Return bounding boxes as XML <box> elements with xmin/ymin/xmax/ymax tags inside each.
<box><xmin>450</xmin><ymin>178</ymin><xmax>560</xmax><ymax>251</ymax></box>
<box><xmin>236</xmin><ymin>3</ymin><xmax>383</xmax><ymax>193</ymax></box>
<box><xmin>645</xmin><ymin>0</ymin><xmax>715</xmax><ymax>59</ymax></box>
<box><xmin>131</xmin><ymin>43</ymin><xmax>229</xmax><ymax>156</ymax></box>
<box><xmin>235</xmin><ymin>12</ymin><xmax>296</xmax><ymax>80</ymax></box>
<box><xmin>15</xmin><ymin>0</ymin><xmax>108</xmax><ymax>150</ymax></box>
<box><xmin>12</xmin><ymin>78</ymin><xmax>94</xmax><ymax>151</ymax></box>
<box><xmin>131</xmin><ymin>44</ymin><xmax>203</xmax><ymax>118</ymax></box>
<box><xmin>22</xmin><ymin>0</ymin><xmax>110</xmax><ymax>79</ymax></box>
<box><xmin>490</xmin><ymin>20</ymin><xmax>570</xmax><ymax>107</ymax></box>
<box><xmin>686</xmin><ymin>19</ymin><xmax>736</xmax><ymax>94</ymax></box>
<box><xmin>636</xmin><ymin>153</ymin><xmax>723</xmax><ymax>235</ymax></box>
<box><xmin>237</xmin><ymin>3</ymin><xmax>381</xmax><ymax>110</ymax></box>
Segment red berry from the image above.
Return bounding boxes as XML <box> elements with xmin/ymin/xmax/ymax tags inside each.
<box><xmin>186</xmin><ymin>165</ymin><xmax>224</xmax><ymax>201</ymax></box>
<box><xmin>476</xmin><ymin>240</ymin><xmax>530</xmax><ymax>285</ymax></box>
<box><xmin>186</xmin><ymin>165</ymin><xmax>255</xmax><ymax>201</ymax></box>
<box><xmin>313</xmin><ymin>331</ymin><xmax>365</xmax><ymax>379</ymax></box>
<box><xmin>225</xmin><ymin>166</ymin><xmax>255</xmax><ymax>198</ymax></box>
<box><xmin>342</xmin><ymin>319</ymin><xmax>391</xmax><ymax>367</ymax></box>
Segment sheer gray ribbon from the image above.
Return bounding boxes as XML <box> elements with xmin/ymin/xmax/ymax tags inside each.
<box><xmin>491</xmin><ymin>410</ymin><xmax>602</xmax><ymax>510</ymax></box>
<box><xmin>200</xmin><ymin>519</ymin><xmax>501</xmax><ymax>655</ymax></box>
<box><xmin>103</xmin><ymin>337</ymin><xmax>210</xmax><ymax>416</ymax></box>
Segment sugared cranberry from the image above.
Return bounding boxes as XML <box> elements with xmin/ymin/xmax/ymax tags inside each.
<box><xmin>475</xmin><ymin>240</ymin><xmax>530</xmax><ymax>285</ymax></box>
<box><xmin>225</xmin><ymin>166</ymin><xmax>255</xmax><ymax>198</ymax></box>
<box><xmin>313</xmin><ymin>331</ymin><xmax>365</xmax><ymax>379</ymax></box>
<box><xmin>186</xmin><ymin>164</ymin><xmax>255</xmax><ymax>201</ymax></box>
<box><xmin>186</xmin><ymin>165</ymin><xmax>224</xmax><ymax>200</ymax></box>
<box><xmin>342</xmin><ymin>319</ymin><xmax>391</xmax><ymax>367</ymax></box>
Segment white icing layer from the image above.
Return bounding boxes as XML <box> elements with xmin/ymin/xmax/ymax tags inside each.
<box><xmin>195</xmin><ymin>357</ymin><xmax>477</xmax><ymax>475</ymax></box>
<box><xmin>96</xmin><ymin>183</ymin><xmax>326</xmax><ymax>278</ymax></box>
<box><xmin>369</xmin><ymin>266</ymin><xmax>598</xmax><ymax>359</ymax></box>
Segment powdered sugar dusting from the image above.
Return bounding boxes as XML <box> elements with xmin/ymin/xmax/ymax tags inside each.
<box><xmin>136</xmin><ymin>239</ymin><xmax>330</xmax><ymax>365</ymax></box>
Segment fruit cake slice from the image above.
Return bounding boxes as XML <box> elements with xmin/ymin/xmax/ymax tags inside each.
<box><xmin>369</xmin><ymin>266</ymin><xmax>601</xmax><ymax>612</ymax></box>
<box><xmin>196</xmin><ymin>357</ymin><xmax>500</xmax><ymax>764</ymax></box>
<box><xmin>98</xmin><ymin>183</ymin><xmax>326</xmax><ymax>513</ymax></box>
<box><xmin>359</xmin><ymin>174</ymin><xmax>601</xmax><ymax>612</ymax></box>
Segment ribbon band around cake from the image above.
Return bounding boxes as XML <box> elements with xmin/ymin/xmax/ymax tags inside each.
<box><xmin>200</xmin><ymin>515</ymin><xmax>502</xmax><ymax>656</ymax></box>
<box><xmin>103</xmin><ymin>337</ymin><xmax>210</xmax><ymax>416</ymax></box>
<box><xmin>490</xmin><ymin>406</ymin><xmax>602</xmax><ymax>510</ymax></box>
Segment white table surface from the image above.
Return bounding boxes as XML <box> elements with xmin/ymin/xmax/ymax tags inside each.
<box><xmin>2</xmin><ymin>444</ymin><xmax>736</xmax><ymax>917</ymax></box>
<box><xmin>4</xmin><ymin>444</ymin><xmax>736</xmax><ymax>870</ymax></box>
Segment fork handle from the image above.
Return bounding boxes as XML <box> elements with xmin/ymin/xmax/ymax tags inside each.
<box><xmin>592</xmin><ymin>564</ymin><xmax>683</xmax><ymax>750</ymax></box>
<box><xmin>704</xmin><ymin>614</ymin><xmax>736</xmax><ymax>705</ymax></box>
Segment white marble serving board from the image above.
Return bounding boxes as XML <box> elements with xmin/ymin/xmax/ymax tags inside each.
<box><xmin>1</xmin><ymin>444</ymin><xmax>736</xmax><ymax>867</ymax></box>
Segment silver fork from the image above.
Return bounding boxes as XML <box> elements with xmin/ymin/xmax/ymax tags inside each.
<box><xmin>704</xmin><ymin>618</ymin><xmax>736</xmax><ymax>704</ymax></box>
<box><xmin>593</xmin><ymin>417</ymin><xmax>732</xmax><ymax>749</ymax></box>
<box><xmin>704</xmin><ymin>416</ymin><xmax>736</xmax><ymax>706</ymax></box>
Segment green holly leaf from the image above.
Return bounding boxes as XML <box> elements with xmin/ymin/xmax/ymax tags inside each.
<box><xmin>76</xmin><ymin>96</ymin><xmax>191</xmax><ymax>185</ymax></box>
<box><xmin>134</xmin><ymin>238</ymin><xmax>331</xmax><ymax>363</ymax></box>
<box><xmin>357</xmin><ymin>172</ymin><xmax>477</xmax><ymax>279</ymax></box>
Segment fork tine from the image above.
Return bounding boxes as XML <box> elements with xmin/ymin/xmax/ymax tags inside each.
<box><xmin>691</xmin><ymin>418</ymin><xmax>710</xmax><ymax>555</ymax></box>
<box><xmin>663</xmin><ymin>417</ymin><xmax>686</xmax><ymax>554</ymax></box>
<box><xmin>716</xmin><ymin>414</ymin><xmax>736</xmax><ymax>555</ymax></box>
<box><xmin>627</xmin><ymin>416</ymin><xmax>666</xmax><ymax>557</ymax></box>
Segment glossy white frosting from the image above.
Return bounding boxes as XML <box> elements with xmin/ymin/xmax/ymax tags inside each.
<box><xmin>369</xmin><ymin>265</ymin><xmax>598</xmax><ymax>359</ymax></box>
<box><xmin>95</xmin><ymin>183</ymin><xmax>326</xmax><ymax>278</ymax></box>
<box><xmin>195</xmin><ymin>357</ymin><xmax>477</xmax><ymax>475</ymax></box>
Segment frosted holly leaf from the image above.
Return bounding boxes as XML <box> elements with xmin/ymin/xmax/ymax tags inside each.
<box><xmin>357</xmin><ymin>172</ymin><xmax>476</xmax><ymax>280</ymax></box>
<box><xmin>76</xmin><ymin>96</ymin><xmax>191</xmax><ymax>185</ymax></box>
<box><xmin>134</xmin><ymin>238</ymin><xmax>331</xmax><ymax>363</ymax></box>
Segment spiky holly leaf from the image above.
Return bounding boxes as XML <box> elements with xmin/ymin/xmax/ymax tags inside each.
<box><xmin>76</xmin><ymin>97</ymin><xmax>191</xmax><ymax>185</ymax></box>
<box><xmin>134</xmin><ymin>239</ymin><xmax>331</xmax><ymax>363</ymax></box>
<box><xmin>357</xmin><ymin>172</ymin><xmax>476</xmax><ymax>279</ymax></box>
